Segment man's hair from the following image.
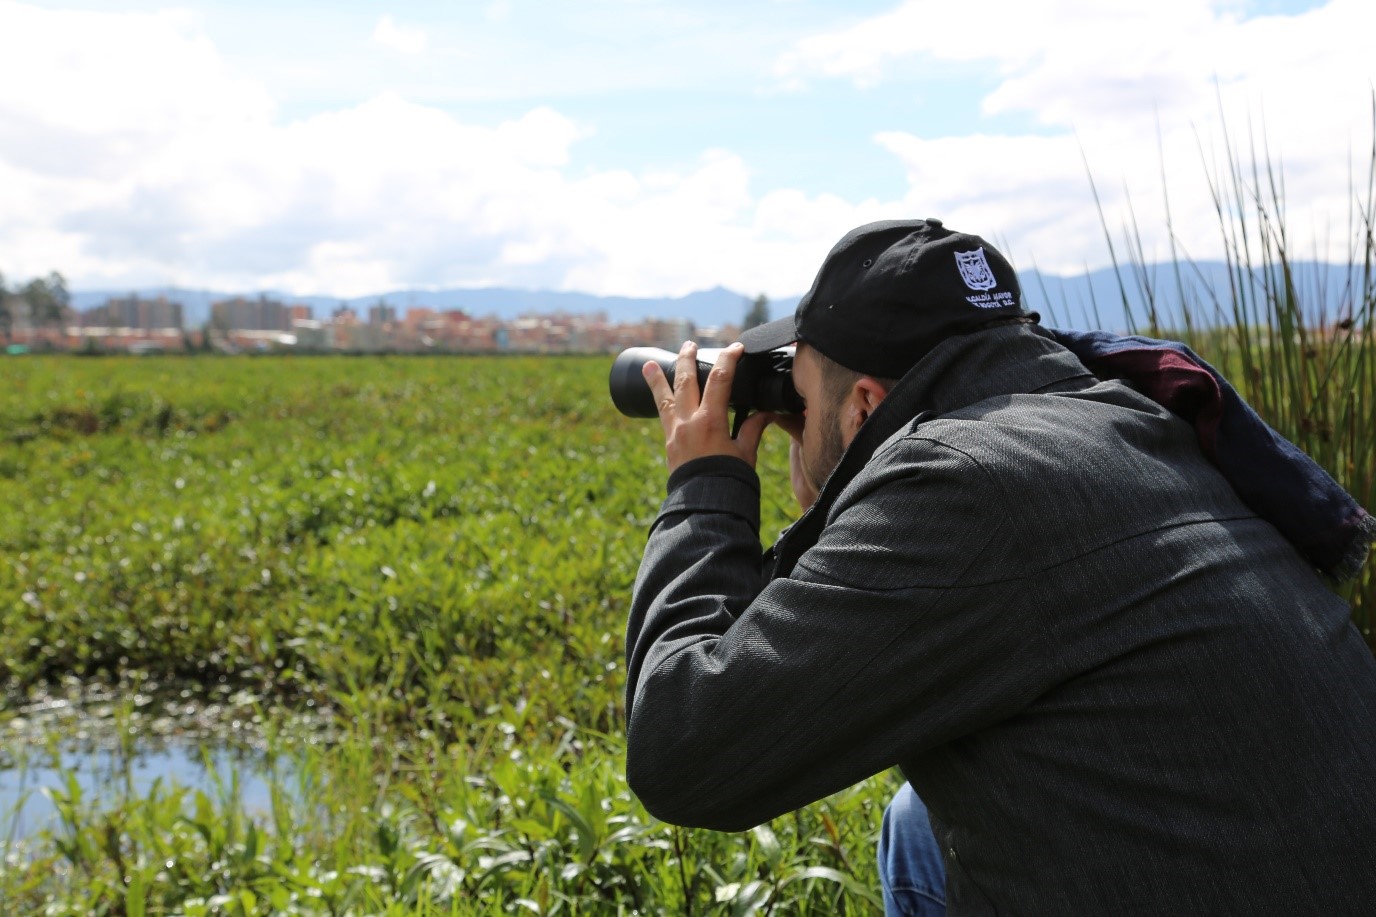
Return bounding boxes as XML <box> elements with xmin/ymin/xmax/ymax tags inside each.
<box><xmin>813</xmin><ymin>348</ymin><xmax>898</xmax><ymax>409</ymax></box>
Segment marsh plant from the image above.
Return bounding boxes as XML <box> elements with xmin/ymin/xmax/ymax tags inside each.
<box><xmin>1044</xmin><ymin>108</ymin><xmax>1375</xmax><ymax>638</ymax></box>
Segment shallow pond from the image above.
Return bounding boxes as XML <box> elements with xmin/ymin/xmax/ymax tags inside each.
<box><xmin>1</xmin><ymin>739</ymin><xmax>283</xmax><ymax>841</ymax></box>
<box><xmin>1</xmin><ymin>685</ymin><xmax>319</xmax><ymax>843</ymax></box>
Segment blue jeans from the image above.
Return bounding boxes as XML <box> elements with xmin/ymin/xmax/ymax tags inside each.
<box><xmin>877</xmin><ymin>783</ymin><xmax>947</xmax><ymax>916</ymax></box>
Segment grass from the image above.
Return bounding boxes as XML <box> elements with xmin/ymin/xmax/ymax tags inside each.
<box><xmin>1</xmin><ymin>353</ymin><xmax>886</xmax><ymax>914</ymax></box>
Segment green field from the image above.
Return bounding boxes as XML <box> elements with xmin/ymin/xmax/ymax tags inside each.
<box><xmin>1</xmin><ymin>354</ymin><xmax>894</xmax><ymax>915</ymax></box>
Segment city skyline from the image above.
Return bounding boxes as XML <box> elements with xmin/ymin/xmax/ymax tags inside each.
<box><xmin>0</xmin><ymin>286</ymin><xmax>742</xmax><ymax>356</ymax></box>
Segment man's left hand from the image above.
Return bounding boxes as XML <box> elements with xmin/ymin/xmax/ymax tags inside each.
<box><xmin>643</xmin><ymin>341</ymin><xmax>774</xmax><ymax>473</ymax></box>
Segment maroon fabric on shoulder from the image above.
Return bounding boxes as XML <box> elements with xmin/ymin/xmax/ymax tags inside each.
<box><xmin>1090</xmin><ymin>349</ymin><xmax>1224</xmax><ymax>458</ymax></box>
<box><xmin>1051</xmin><ymin>327</ymin><xmax>1373</xmax><ymax>581</ymax></box>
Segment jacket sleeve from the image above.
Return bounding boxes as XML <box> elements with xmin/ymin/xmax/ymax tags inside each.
<box><xmin>623</xmin><ymin>437</ymin><xmax>1057</xmax><ymax>831</ymax></box>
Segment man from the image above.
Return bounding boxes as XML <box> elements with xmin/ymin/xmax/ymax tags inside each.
<box><xmin>623</xmin><ymin>218</ymin><xmax>1376</xmax><ymax>914</ymax></box>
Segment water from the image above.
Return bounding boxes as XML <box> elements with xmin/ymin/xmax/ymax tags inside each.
<box><xmin>1</xmin><ymin>689</ymin><xmax>310</xmax><ymax>843</ymax></box>
<box><xmin>1</xmin><ymin>739</ymin><xmax>284</xmax><ymax>842</ymax></box>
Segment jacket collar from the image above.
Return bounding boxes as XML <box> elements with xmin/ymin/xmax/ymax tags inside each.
<box><xmin>767</xmin><ymin>324</ymin><xmax>1093</xmax><ymax>580</ymax></box>
<box><xmin>887</xmin><ymin>322</ymin><xmax>1094</xmax><ymax>418</ymax></box>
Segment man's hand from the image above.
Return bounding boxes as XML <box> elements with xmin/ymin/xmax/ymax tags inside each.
<box><xmin>774</xmin><ymin>414</ymin><xmax>819</xmax><ymax>511</ymax></box>
<box><xmin>644</xmin><ymin>341</ymin><xmax>774</xmax><ymax>473</ymax></box>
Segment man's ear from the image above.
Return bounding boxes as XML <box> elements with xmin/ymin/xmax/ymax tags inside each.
<box><xmin>841</xmin><ymin>377</ymin><xmax>891</xmax><ymax>443</ymax></box>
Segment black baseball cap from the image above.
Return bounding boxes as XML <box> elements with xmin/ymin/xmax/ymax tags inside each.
<box><xmin>739</xmin><ymin>218</ymin><xmax>1038</xmax><ymax>378</ymax></box>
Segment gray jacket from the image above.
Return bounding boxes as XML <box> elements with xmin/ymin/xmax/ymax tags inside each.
<box><xmin>624</xmin><ymin>324</ymin><xmax>1376</xmax><ymax>914</ymax></box>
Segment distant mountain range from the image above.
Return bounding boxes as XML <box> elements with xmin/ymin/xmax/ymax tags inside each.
<box><xmin>1023</xmin><ymin>261</ymin><xmax>1368</xmax><ymax>331</ymax></box>
<box><xmin>70</xmin><ymin>261</ymin><xmax>1368</xmax><ymax>333</ymax></box>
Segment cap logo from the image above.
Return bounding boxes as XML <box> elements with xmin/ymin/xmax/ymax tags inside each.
<box><xmin>955</xmin><ymin>248</ymin><xmax>998</xmax><ymax>292</ymax></box>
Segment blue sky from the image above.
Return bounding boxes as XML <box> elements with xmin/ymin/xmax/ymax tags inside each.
<box><xmin>1</xmin><ymin>0</ymin><xmax>1368</xmax><ymax>298</ymax></box>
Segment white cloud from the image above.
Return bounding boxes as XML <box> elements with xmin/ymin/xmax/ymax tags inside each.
<box><xmin>777</xmin><ymin>0</ymin><xmax>1233</xmax><ymax>92</ymax></box>
<box><xmin>372</xmin><ymin>14</ymin><xmax>429</xmax><ymax>56</ymax></box>
<box><xmin>871</xmin><ymin>132</ymin><xmax>1131</xmax><ymax>273</ymax></box>
<box><xmin>0</xmin><ymin>2</ymin><xmax>272</xmax><ymax>177</ymax></box>
<box><xmin>775</xmin><ymin>0</ymin><xmax>1376</xmax><ymax>271</ymax></box>
<box><xmin>0</xmin><ymin>1</ymin><xmax>862</xmax><ymax>298</ymax></box>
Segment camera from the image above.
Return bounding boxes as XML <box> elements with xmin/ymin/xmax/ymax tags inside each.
<box><xmin>609</xmin><ymin>345</ymin><xmax>803</xmax><ymax>418</ymax></box>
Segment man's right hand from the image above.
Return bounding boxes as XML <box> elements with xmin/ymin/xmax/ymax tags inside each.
<box><xmin>774</xmin><ymin>414</ymin><xmax>819</xmax><ymax>511</ymax></box>
<box><xmin>643</xmin><ymin>341</ymin><xmax>773</xmax><ymax>474</ymax></box>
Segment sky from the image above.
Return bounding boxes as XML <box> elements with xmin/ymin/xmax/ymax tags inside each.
<box><xmin>1</xmin><ymin>0</ymin><xmax>1373</xmax><ymax>299</ymax></box>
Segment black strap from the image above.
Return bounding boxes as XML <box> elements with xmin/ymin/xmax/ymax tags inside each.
<box><xmin>731</xmin><ymin>409</ymin><xmax>749</xmax><ymax>440</ymax></box>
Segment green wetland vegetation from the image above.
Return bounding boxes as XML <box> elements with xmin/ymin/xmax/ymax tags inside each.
<box><xmin>3</xmin><ymin>354</ymin><xmax>894</xmax><ymax>914</ymax></box>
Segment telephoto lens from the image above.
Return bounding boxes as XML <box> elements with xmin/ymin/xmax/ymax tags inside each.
<box><xmin>608</xmin><ymin>345</ymin><xmax>802</xmax><ymax>419</ymax></box>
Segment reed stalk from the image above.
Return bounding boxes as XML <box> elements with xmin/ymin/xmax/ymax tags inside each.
<box><xmin>1088</xmin><ymin>100</ymin><xmax>1375</xmax><ymax>643</ymax></box>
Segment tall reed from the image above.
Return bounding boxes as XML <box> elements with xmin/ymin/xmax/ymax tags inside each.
<box><xmin>1073</xmin><ymin>103</ymin><xmax>1375</xmax><ymax>643</ymax></box>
